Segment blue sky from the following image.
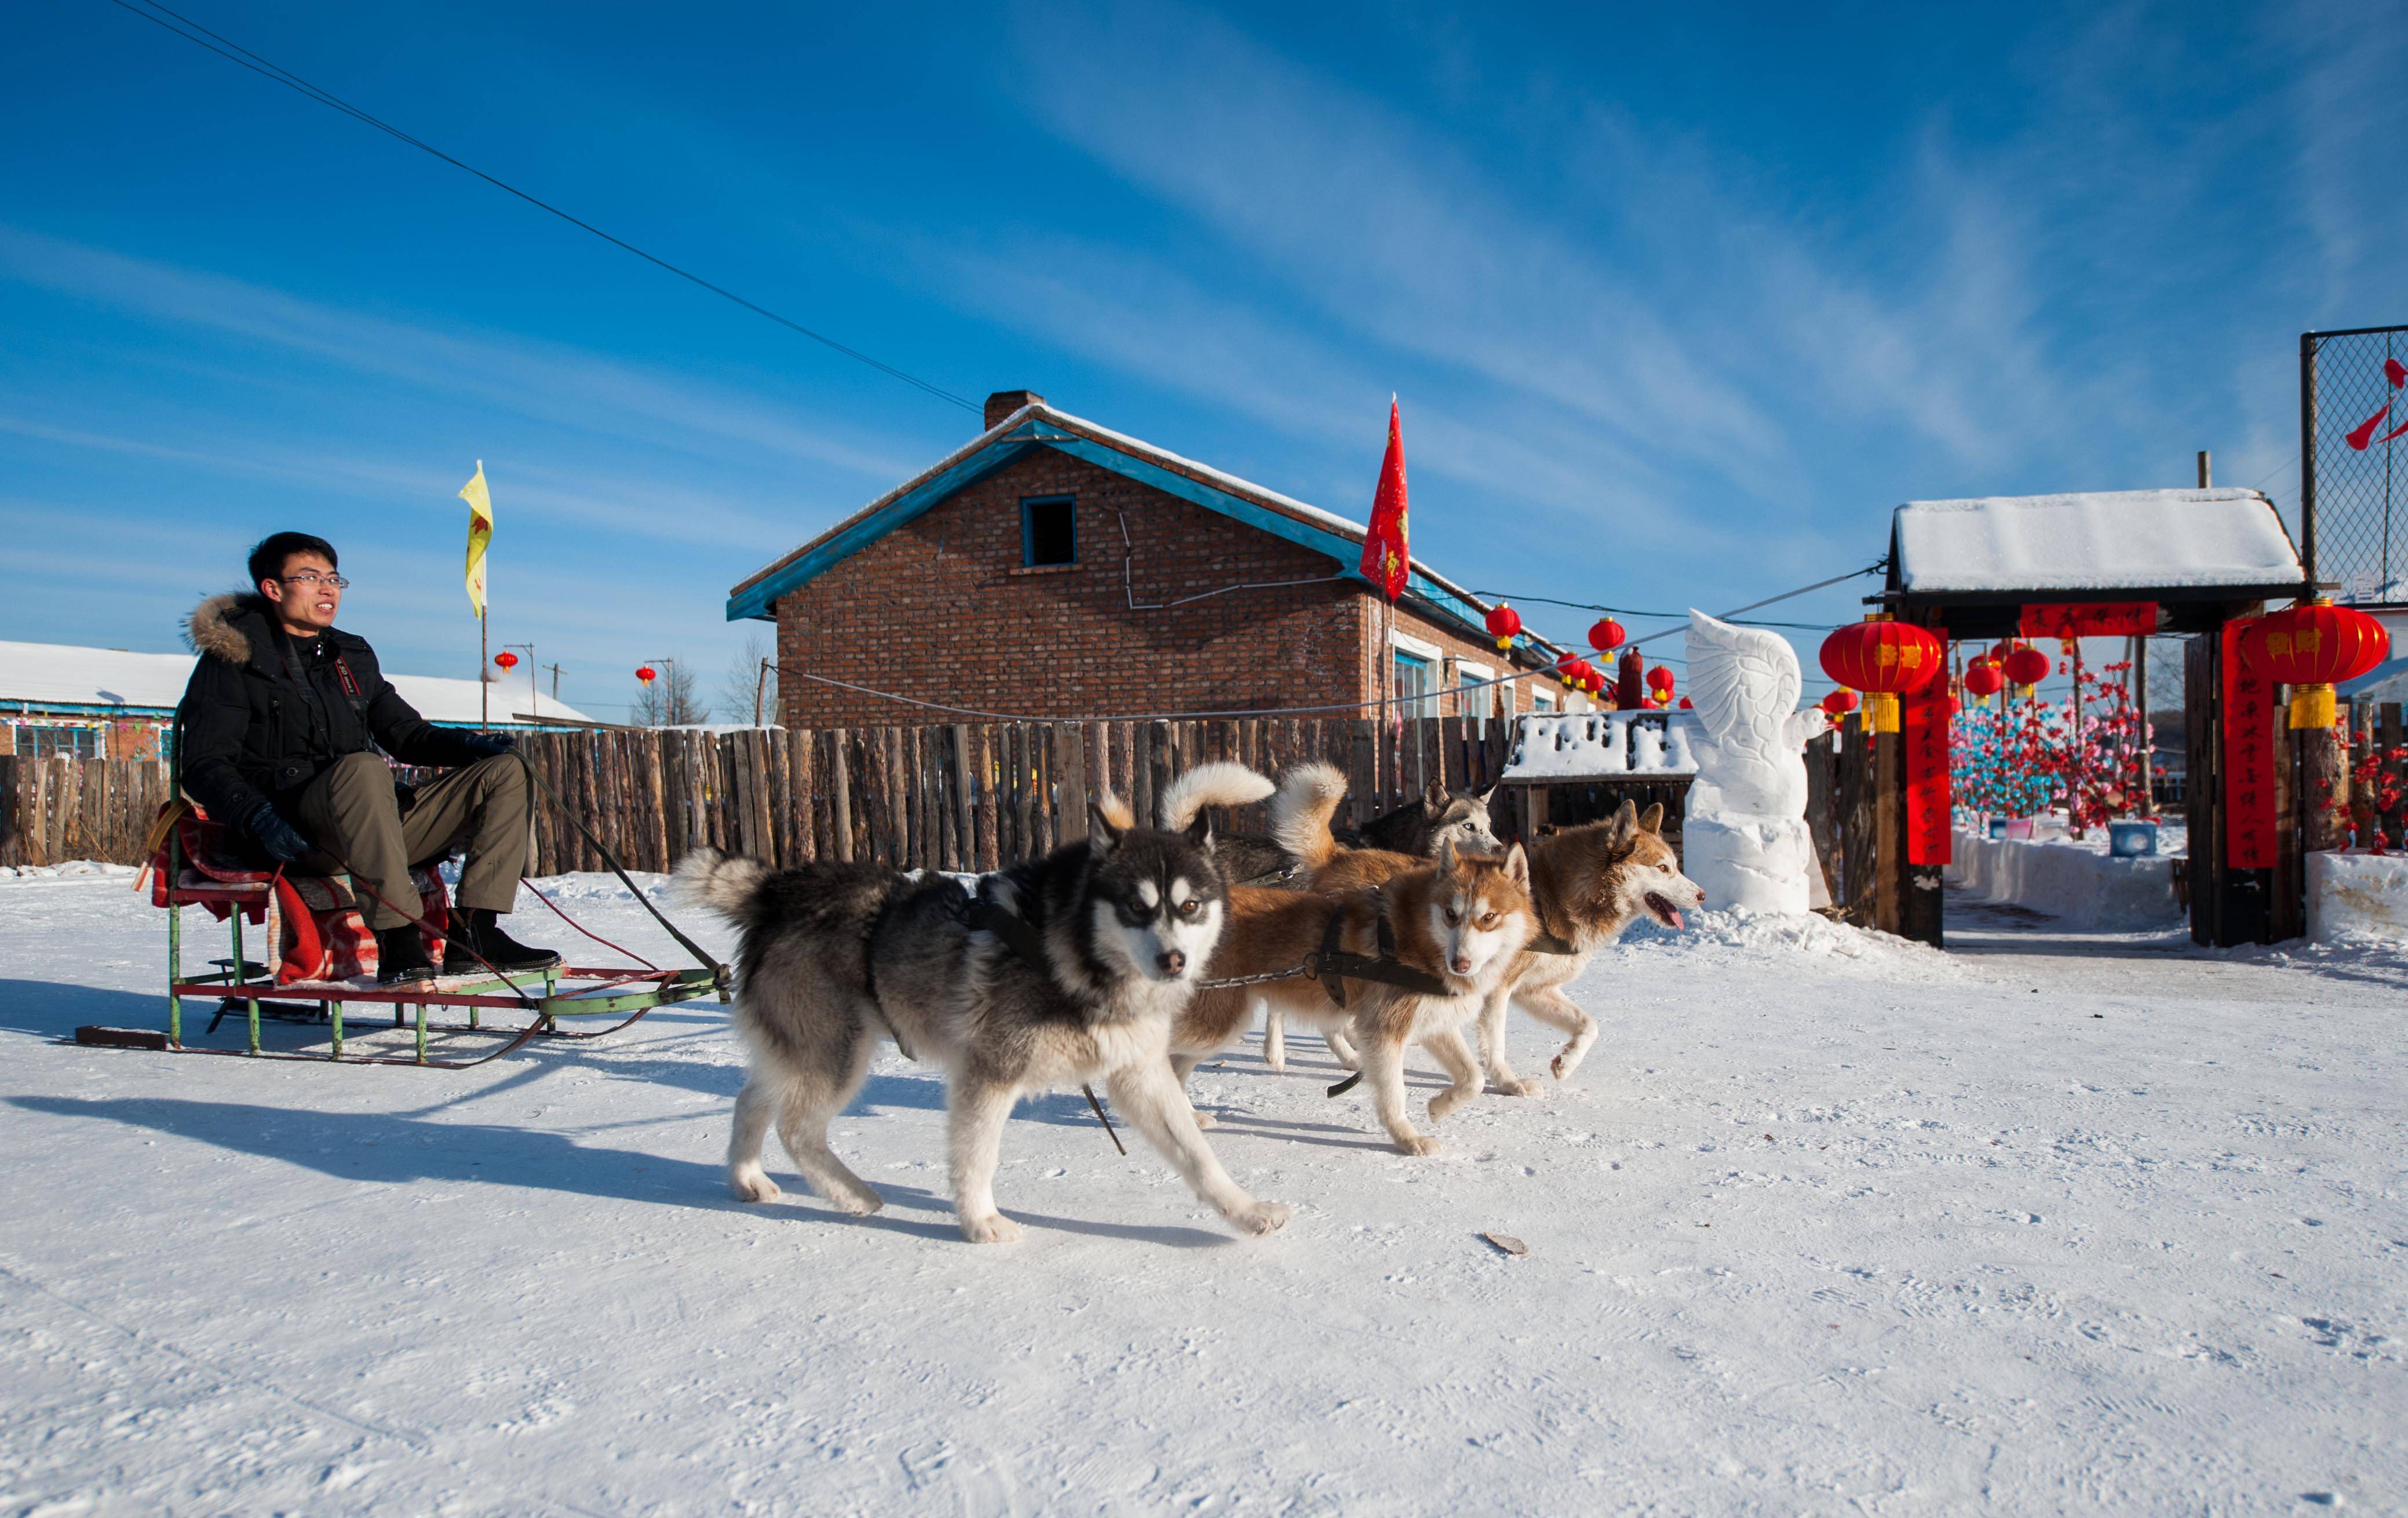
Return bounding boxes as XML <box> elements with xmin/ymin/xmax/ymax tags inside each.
<box><xmin>4</xmin><ymin>1</ymin><xmax>2401</xmax><ymax>719</ymax></box>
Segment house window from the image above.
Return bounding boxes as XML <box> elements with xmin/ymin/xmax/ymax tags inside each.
<box><xmin>1532</xmin><ymin>688</ymin><xmax>1555</xmax><ymax>713</ymax></box>
<box><xmin>1021</xmin><ymin>496</ymin><xmax>1076</xmax><ymax>566</ymax></box>
<box><xmin>1456</xmin><ymin>661</ymin><xmax>1493</xmax><ymax>731</ymax></box>
<box><xmin>1393</xmin><ymin>649</ymin><xmax>1437</xmax><ymax>718</ymax></box>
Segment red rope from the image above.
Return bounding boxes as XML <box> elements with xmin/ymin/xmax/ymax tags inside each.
<box><xmin>517</xmin><ymin>875</ymin><xmax>661</xmax><ymax>972</ymax></box>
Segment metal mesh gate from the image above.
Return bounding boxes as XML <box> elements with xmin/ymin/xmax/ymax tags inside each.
<box><xmin>2303</xmin><ymin>324</ymin><xmax>2408</xmax><ymax>597</ymax></box>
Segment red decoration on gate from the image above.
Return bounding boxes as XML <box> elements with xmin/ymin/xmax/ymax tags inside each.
<box><xmin>2223</xmin><ymin>619</ymin><xmax>2277</xmax><ymax>869</ymax></box>
<box><xmin>1903</xmin><ymin>683</ymin><xmax>1953</xmax><ymax>866</ymax></box>
<box><xmin>2019</xmin><ymin>602</ymin><xmax>2158</xmax><ymax>639</ymax></box>
<box><xmin>1818</xmin><ymin>615</ymin><xmax>1942</xmax><ymax>732</ymax></box>
<box><xmin>2241</xmin><ymin>599</ymin><xmax>2390</xmax><ymax>729</ymax></box>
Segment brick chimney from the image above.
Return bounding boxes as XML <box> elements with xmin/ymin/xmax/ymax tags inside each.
<box><xmin>984</xmin><ymin>389</ymin><xmax>1044</xmax><ymax>430</ymax></box>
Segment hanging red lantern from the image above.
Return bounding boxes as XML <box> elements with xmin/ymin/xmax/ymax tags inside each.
<box><xmin>1962</xmin><ymin>660</ymin><xmax>2005</xmax><ymax>706</ymax></box>
<box><xmin>2245</xmin><ymin>599</ymin><xmax>2391</xmax><ymax>728</ymax></box>
<box><xmin>1818</xmin><ymin>615</ymin><xmax>1942</xmax><ymax>732</ymax></box>
<box><xmin>1677</xmin><ymin>695</ymin><xmax>1693</xmax><ymax>710</ymax></box>
<box><xmin>493</xmin><ymin>650</ymin><xmax>519</xmax><ymax>671</ymax></box>
<box><xmin>1485</xmin><ymin>603</ymin><xmax>1522</xmax><ymax>651</ymax></box>
<box><xmin>636</xmin><ymin>665</ymin><xmax>658</xmax><ymax>685</ymax></box>
<box><xmin>2002</xmin><ymin>644</ymin><xmax>2052</xmax><ymax>696</ymax></box>
<box><xmin>1646</xmin><ymin>665</ymin><xmax>1675</xmax><ymax>696</ymax></box>
<box><xmin>1820</xmin><ymin>689</ymin><xmax>1860</xmax><ymax>717</ymax></box>
<box><xmin>1589</xmin><ymin>616</ymin><xmax>1626</xmax><ymax>652</ymax></box>
<box><xmin>1988</xmin><ymin>639</ymin><xmax>2017</xmax><ymax>664</ymax></box>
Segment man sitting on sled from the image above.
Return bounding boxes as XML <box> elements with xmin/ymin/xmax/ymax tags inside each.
<box><xmin>175</xmin><ymin>531</ymin><xmax>562</xmax><ymax>987</ymax></box>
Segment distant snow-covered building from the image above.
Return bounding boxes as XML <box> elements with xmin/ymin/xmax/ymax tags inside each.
<box><xmin>0</xmin><ymin>640</ymin><xmax>593</xmax><ymax>760</ymax></box>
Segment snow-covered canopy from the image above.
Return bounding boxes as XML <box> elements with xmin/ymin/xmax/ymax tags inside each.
<box><xmin>1892</xmin><ymin>488</ymin><xmax>2302</xmax><ymax>596</ymax></box>
<box><xmin>0</xmin><ymin>640</ymin><xmax>593</xmax><ymax>725</ymax></box>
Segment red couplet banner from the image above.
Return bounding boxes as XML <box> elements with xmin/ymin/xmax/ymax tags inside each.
<box><xmin>2221</xmin><ymin>619</ymin><xmax>2278</xmax><ymax>869</ymax></box>
<box><xmin>1903</xmin><ymin>684</ymin><xmax>1953</xmax><ymax>866</ymax></box>
<box><xmin>2019</xmin><ymin>601</ymin><xmax>2159</xmax><ymax>639</ymax></box>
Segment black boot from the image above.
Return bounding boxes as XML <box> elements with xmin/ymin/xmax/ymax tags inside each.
<box><xmin>443</xmin><ymin>908</ymin><xmax>564</xmax><ymax>975</ymax></box>
<box><xmin>374</xmin><ymin>925</ymin><xmax>438</xmax><ymax>987</ymax></box>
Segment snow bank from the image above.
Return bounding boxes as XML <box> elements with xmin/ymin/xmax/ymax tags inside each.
<box><xmin>1611</xmin><ymin>907</ymin><xmax>1964</xmax><ymax>982</ymax></box>
<box><xmin>0</xmin><ymin>860</ymin><xmax>138</xmax><ymax>881</ymax></box>
<box><xmin>1946</xmin><ymin>830</ymin><xmax>2180</xmax><ymax>929</ymax></box>
<box><xmin>2307</xmin><ymin>851</ymin><xmax>2408</xmax><ymax>943</ymax></box>
<box><xmin>1501</xmin><ymin>712</ymin><xmax>1699</xmax><ymax>779</ymax></box>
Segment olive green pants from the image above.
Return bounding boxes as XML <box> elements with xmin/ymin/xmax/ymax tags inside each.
<box><xmin>291</xmin><ymin>751</ymin><xmax>530</xmax><ymax>929</ymax></box>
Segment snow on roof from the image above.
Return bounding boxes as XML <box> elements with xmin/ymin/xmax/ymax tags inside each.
<box><xmin>1893</xmin><ymin>488</ymin><xmax>2303</xmax><ymax>595</ymax></box>
<box><xmin>0</xmin><ymin>640</ymin><xmax>593</xmax><ymax>725</ymax></box>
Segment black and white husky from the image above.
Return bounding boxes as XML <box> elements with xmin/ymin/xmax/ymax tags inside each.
<box><xmin>673</xmin><ymin>763</ymin><xmax>1289</xmax><ymax>1245</ymax></box>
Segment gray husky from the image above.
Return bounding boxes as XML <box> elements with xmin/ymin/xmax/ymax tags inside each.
<box><xmin>673</xmin><ymin>763</ymin><xmax>1289</xmax><ymax>1245</ymax></box>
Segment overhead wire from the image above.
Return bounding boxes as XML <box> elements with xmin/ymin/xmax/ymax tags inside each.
<box><xmin>101</xmin><ymin>0</ymin><xmax>982</xmax><ymax>414</ymax></box>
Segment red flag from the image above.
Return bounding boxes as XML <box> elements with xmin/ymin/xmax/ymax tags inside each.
<box><xmin>1360</xmin><ymin>398</ymin><xmax>1409</xmax><ymax>601</ymax></box>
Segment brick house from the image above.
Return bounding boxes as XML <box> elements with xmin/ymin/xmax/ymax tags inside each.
<box><xmin>728</xmin><ymin>391</ymin><xmax>1579</xmax><ymax>728</ymax></box>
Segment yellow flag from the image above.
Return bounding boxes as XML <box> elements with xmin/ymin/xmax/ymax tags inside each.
<box><xmin>460</xmin><ymin>460</ymin><xmax>493</xmax><ymax>618</ymax></box>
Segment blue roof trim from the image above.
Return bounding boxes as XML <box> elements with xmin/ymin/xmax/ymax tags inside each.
<box><xmin>726</xmin><ymin>419</ymin><xmax>1494</xmax><ymax>643</ymax></box>
<box><xmin>725</xmin><ymin>439</ymin><xmax>1038</xmax><ymax>621</ymax></box>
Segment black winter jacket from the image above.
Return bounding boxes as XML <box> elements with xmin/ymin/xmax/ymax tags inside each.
<box><xmin>176</xmin><ymin>592</ymin><xmax>492</xmax><ymax>835</ymax></box>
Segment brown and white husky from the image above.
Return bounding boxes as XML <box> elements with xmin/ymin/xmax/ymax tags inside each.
<box><xmin>1172</xmin><ymin>838</ymin><xmax>1535</xmax><ymax>1155</ymax></box>
<box><xmin>1276</xmin><ymin>762</ymin><xmax>1702</xmax><ymax>1094</ymax></box>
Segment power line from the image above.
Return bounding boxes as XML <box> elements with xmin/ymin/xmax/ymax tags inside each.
<box><xmin>102</xmin><ymin>0</ymin><xmax>982</xmax><ymax>414</ymax></box>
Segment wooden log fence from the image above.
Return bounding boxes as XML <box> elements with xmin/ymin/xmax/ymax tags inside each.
<box><xmin>3</xmin><ymin>716</ymin><xmax>1550</xmax><ymax>874</ymax></box>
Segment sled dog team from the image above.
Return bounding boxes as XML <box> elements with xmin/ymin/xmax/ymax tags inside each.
<box><xmin>675</xmin><ymin>759</ymin><xmax>1703</xmax><ymax>1245</ymax></box>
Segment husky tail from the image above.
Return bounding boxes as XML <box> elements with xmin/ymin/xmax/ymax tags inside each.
<box><xmin>1268</xmin><ymin>762</ymin><xmax>1348</xmax><ymax>871</ymax></box>
<box><xmin>1158</xmin><ymin>761</ymin><xmax>1275</xmax><ymax>833</ymax></box>
<box><xmin>670</xmin><ymin>846</ymin><xmax>771</xmax><ymax>918</ymax></box>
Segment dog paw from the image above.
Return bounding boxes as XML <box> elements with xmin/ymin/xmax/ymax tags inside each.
<box><xmin>1428</xmin><ymin>1089</ymin><xmax>1479</xmax><ymax>1122</ymax></box>
<box><xmin>1227</xmin><ymin>1200</ymin><xmax>1293</xmax><ymax>1236</ymax></box>
<box><xmin>1550</xmin><ymin>1050</ymin><xmax>1588</xmax><ymax>1082</ymax></box>
<box><xmin>728</xmin><ymin>1166</ymin><xmax>781</xmax><ymax>1203</ymax></box>
<box><xmin>1491</xmin><ymin>1076</ymin><xmax>1545</xmax><ymax>1099</ymax></box>
<box><xmin>1393</xmin><ymin>1134</ymin><xmax>1442</xmax><ymax>1157</ymax></box>
<box><xmin>960</xmin><ymin>1213</ymin><xmax>1023</xmax><ymax>1245</ymax></box>
<box><xmin>829</xmin><ymin>1187</ymin><xmax>884</xmax><ymax>1216</ymax></box>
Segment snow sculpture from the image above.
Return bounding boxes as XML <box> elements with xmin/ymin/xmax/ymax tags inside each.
<box><xmin>1682</xmin><ymin>610</ymin><xmax>1831</xmax><ymax>914</ymax></box>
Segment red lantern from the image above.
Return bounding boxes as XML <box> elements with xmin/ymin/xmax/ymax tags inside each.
<box><xmin>494</xmin><ymin>650</ymin><xmax>519</xmax><ymax>671</ymax></box>
<box><xmin>1820</xmin><ymin>689</ymin><xmax>1860</xmax><ymax>717</ymax></box>
<box><xmin>2002</xmin><ymin>644</ymin><xmax>2051</xmax><ymax>696</ymax></box>
<box><xmin>636</xmin><ymin>665</ymin><xmax>658</xmax><ymax>685</ymax></box>
<box><xmin>2245</xmin><ymin>599</ymin><xmax>2391</xmax><ymax>728</ymax></box>
<box><xmin>1646</xmin><ymin>665</ymin><xmax>1675</xmax><ymax>696</ymax></box>
<box><xmin>1818</xmin><ymin>615</ymin><xmax>1942</xmax><ymax>732</ymax></box>
<box><xmin>1988</xmin><ymin>639</ymin><xmax>2016</xmax><ymax>664</ymax></box>
<box><xmin>1677</xmin><ymin>695</ymin><xmax>1692</xmax><ymax>709</ymax></box>
<box><xmin>1485</xmin><ymin>603</ymin><xmax>1522</xmax><ymax>651</ymax></box>
<box><xmin>1588</xmin><ymin>616</ymin><xmax>1626</xmax><ymax>652</ymax></box>
<box><xmin>1962</xmin><ymin>660</ymin><xmax>2005</xmax><ymax>706</ymax></box>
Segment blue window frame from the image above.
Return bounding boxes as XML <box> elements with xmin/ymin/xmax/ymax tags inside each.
<box><xmin>1021</xmin><ymin>495</ymin><xmax>1077</xmax><ymax>566</ymax></box>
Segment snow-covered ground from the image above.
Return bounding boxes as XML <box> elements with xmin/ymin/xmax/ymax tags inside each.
<box><xmin>3</xmin><ymin>870</ymin><xmax>2405</xmax><ymax>1512</ymax></box>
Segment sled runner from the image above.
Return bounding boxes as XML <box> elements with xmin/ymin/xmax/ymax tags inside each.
<box><xmin>87</xmin><ymin>760</ymin><xmax>726</xmax><ymax>1068</ymax></box>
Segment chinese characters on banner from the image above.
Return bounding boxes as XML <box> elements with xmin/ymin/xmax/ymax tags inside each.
<box><xmin>2019</xmin><ymin>602</ymin><xmax>2159</xmax><ymax>640</ymax></box>
<box><xmin>1902</xmin><ymin>684</ymin><xmax>1953</xmax><ymax>866</ymax></box>
<box><xmin>2221</xmin><ymin>618</ymin><xmax>2277</xmax><ymax>869</ymax></box>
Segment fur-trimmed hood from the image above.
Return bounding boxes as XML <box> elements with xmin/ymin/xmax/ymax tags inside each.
<box><xmin>183</xmin><ymin>591</ymin><xmax>366</xmax><ymax>667</ymax></box>
<box><xmin>184</xmin><ymin>592</ymin><xmax>268</xmax><ymax>666</ymax></box>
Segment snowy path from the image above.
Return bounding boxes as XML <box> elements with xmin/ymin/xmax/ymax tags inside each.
<box><xmin>1</xmin><ymin>871</ymin><xmax>2403</xmax><ymax>1513</ymax></box>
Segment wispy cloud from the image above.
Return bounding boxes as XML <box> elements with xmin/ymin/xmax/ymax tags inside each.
<box><xmin>0</xmin><ymin>226</ymin><xmax>925</xmax><ymax>486</ymax></box>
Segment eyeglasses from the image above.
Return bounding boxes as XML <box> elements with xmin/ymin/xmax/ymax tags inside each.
<box><xmin>278</xmin><ymin>572</ymin><xmax>350</xmax><ymax>589</ymax></box>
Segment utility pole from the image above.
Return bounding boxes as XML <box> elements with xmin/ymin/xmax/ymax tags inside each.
<box><xmin>542</xmin><ymin>662</ymin><xmax>564</xmax><ymax>700</ymax></box>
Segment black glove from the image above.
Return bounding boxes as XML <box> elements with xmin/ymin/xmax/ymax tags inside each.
<box><xmin>244</xmin><ymin>800</ymin><xmax>313</xmax><ymax>864</ymax></box>
<box><xmin>459</xmin><ymin>731</ymin><xmax>517</xmax><ymax>760</ymax></box>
